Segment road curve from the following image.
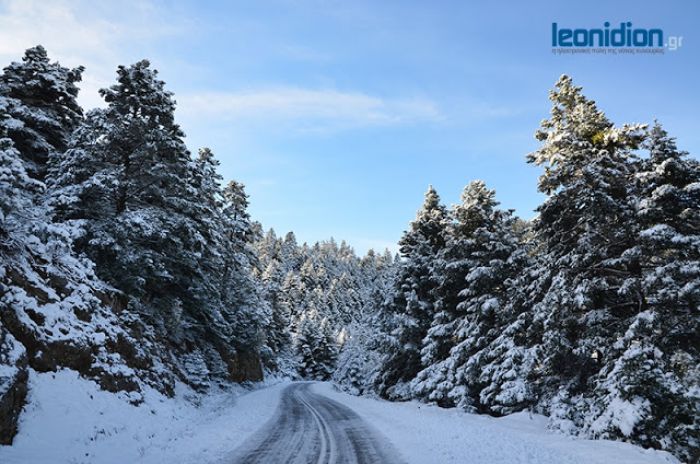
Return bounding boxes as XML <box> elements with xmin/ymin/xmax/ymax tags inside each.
<box><xmin>231</xmin><ymin>382</ymin><xmax>404</xmax><ymax>464</ymax></box>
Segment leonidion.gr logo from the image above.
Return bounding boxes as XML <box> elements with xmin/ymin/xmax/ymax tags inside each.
<box><xmin>552</xmin><ymin>22</ymin><xmax>683</xmax><ymax>55</ymax></box>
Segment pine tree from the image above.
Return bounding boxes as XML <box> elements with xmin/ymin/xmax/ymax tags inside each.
<box><xmin>0</xmin><ymin>50</ymin><xmax>179</xmax><ymax>409</ymax></box>
<box><xmin>179</xmin><ymin>147</ymin><xmax>225</xmax><ymax>322</ymax></box>
<box><xmin>0</xmin><ymin>134</ymin><xmax>42</xmax><ymax>249</ymax></box>
<box><xmin>0</xmin><ymin>45</ymin><xmax>84</xmax><ymax>179</ymax></box>
<box><xmin>376</xmin><ymin>186</ymin><xmax>448</xmax><ymax>399</ymax></box>
<box><xmin>219</xmin><ymin>179</ymin><xmax>269</xmax><ymax>352</ymax></box>
<box><xmin>0</xmin><ymin>45</ymin><xmax>86</xmax><ymax>275</ymax></box>
<box><xmin>222</xmin><ymin>180</ymin><xmax>252</xmax><ymax>246</ymax></box>
<box><xmin>280</xmin><ymin>231</ymin><xmax>301</xmax><ymax>271</ymax></box>
<box><xmin>335</xmin><ymin>249</ymin><xmax>398</xmax><ymax>395</ymax></box>
<box><xmin>260</xmin><ymin>260</ymin><xmax>294</xmax><ymax>372</ymax></box>
<box><xmin>526</xmin><ymin>75</ymin><xmax>646</xmax><ymax>428</ymax></box>
<box><xmin>635</xmin><ymin>123</ymin><xmax>700</xmax><ymax>345</ymax></box>
<box><xmin>333</xmin><ymin>323</ymin><xmax>367</xmax><ymax>395</ymax></box>
<box><xmin>471</xmin><ymin>242</ymin><xmax>542</xmax><ymax>416</ymax></box>
<box><xmin>585</xmin><ymin>123</ymin><xmax>700</xmax><ymax>461</ymax></box>
<box><xmin>295</xmin><ymin>309</ymin><xmax>337</xmax><ymax>380</ymax></box>
<box><xmin>48</xmin><ymin>60</ymin><xmax>204</xmax><ymax>328</ymax></box>
<box><xmin>412</xmin><ymin>181</ymin><xmax>525</xmax><ymax>408</ymax></box>
<box><xmin>318</xmin><ymin>318</ymin><xmax>340</xmax><ymax>379</ymax></box>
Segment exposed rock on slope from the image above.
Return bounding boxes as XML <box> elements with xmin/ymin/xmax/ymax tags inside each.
<box><xmin>0</xmin><ymin>324</ymin><xmax>27</xmax><ymax>444</ymax></box>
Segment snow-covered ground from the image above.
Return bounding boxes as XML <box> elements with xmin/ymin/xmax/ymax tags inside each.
<box><xmin>316</xmin><ymin>383</ymin><xmax>679</xmax><ymax>464</ymax></box>
<box><xmin>0</xmin><ymin>372</ymin><xmax>680</xmax><ymax>464</ymax></box>
<box><xmin>0</xmin><ymin>369</ymin><xmax>290</xmax><ymax>464</ymax></box>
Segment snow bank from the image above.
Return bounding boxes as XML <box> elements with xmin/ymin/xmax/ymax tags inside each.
<box><xmin>314</xmin><ymin>383</ymin><xmax>680</xmax><ymax>464</ymax></box>
<box><xmin>0</xmin><ymin>369</ymin><xmax>289</xmax><ymax>464</ymax></box>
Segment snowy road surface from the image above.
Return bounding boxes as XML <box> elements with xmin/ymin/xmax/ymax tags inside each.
<box><xmin>231</xmin><ymin>382</ymin><xmax>403</xmax><ymax>464</ymax></box>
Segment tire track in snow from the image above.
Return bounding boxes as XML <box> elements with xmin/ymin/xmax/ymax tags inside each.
<box><xmin>231</xmin><ymin>382</ymin><xmax>404</xmax><ymax>464</ymax></box>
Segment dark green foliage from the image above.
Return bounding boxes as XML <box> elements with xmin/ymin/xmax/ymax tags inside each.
<box><xmin>0</xmin><ymin>45</ymin><xmax>83</xmax><ymax>179</ymax></box>
<box><xmin>375</xmin><ymin>186</ymin><xmax>448</xmax><ymax>399</ymax></box>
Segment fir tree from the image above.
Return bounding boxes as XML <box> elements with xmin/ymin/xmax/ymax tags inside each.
<box><xmin>376</xmin><ymin>186</ymin><xmax>448</xmax><ymax>399</ymax></box>
<box><xmin>635</xmin><ymin>123</ymin><xmax>700</xmax><ymax>342</ymax></box>
<box><xmin>219</xmin><ymin>179</ymin><xmax>269</xmax><ymax>352</ymax></box>
<box><xmin>585</xmin><ymin>123</ymin><xmax>700</xmax><ymax>461</ymax></box>
<box><xmin>48</xmin><ymin>60</ymin><xmax>209</xmax><ymax>332</ymax></box>
<box><xmin>526</xmin><ymin>75</ymin><xmax>646</xmax><ymax>427</ymax></box>
<box><xmin>295</xmin><ymin>310</ymin><xmax>337</xmax><ymax>380</ymax></box>
<box><xmin>412</xmin><ymin>181</ymin><xmax>524</xmax><ymax>408</ymax></box>
<box><xmin>0</xmin><ymin>134</ymin><xmax>42</xmax><ymax>249</ymax></box>
<box><xmin>0</xmin><ymin>45</ymin><xmax>84</xmax><ymax>179</ymax></box>
<box><xmin>260</xmin><ymin>260</ymin><xmax>294</xmax><ymax>372</ymax></box>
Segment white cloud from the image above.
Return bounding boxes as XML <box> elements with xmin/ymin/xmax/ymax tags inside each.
<box><xmin>0</xmin><ymin>1</ymin><xmax>441</xmax><ymax>133</ymax></box>
<box><xmin>178</xmin><ymin>88</ymin><xmax>442</xmax><ymax>132</ymax></box>
<box><xmin>0</xmin><ymin>0</ymin><xmax>188</xmax><ymax>109</ymax></box>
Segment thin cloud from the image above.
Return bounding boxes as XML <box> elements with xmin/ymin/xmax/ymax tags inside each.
<box><xmin>0</xmin><ymin>1</ymin><xmax>442</xmax><ymax>133</ymax></box>
<box><xmin>178</xmin><ymin>88</ymin><xmax>443</xmax><ymax>132</ymax></box>
<box><xmin>0</xmin><ymin>0</ymin><xmax>189</xmax><ymax>109</ymax></box>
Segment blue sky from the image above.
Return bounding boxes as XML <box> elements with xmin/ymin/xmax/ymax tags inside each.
<box><xmin>1</xmin><ymin>0</ymin><xmax>698</xmax><ymax>253</ymax></box>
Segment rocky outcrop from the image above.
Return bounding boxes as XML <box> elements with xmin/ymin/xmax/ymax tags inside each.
<box><xmin>0</xmin><ymin>324</ymin><xmax>28</xmax><ymax>445</ymax></box>
<box><xmin>226</xmin><ymin>349</ymin><xmax>264</xmax><ymax>383</ymax></box>
<box><xmin>0</xmin><ymin>254</ymin><xmax>265</xmax><ymax>444</ymax></box>
<box><xmin>0</xmin><ymin>254</ymin><xmax>176</xmax><ymax>442</ymax></box>
<box><xmin>0</xmin><ymin>261</ymin><xmax>156</xmax><ymax>394</ymax></box>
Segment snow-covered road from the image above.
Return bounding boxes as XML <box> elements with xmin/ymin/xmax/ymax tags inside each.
<box><xmin>231</xmin><ymin>382</ymin><xmax>402</xmax><ymax>464</ymax></box>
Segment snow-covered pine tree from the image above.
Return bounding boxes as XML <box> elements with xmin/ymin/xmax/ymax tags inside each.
<box><xmin>48</xmin><ymin>60</ymin><xmax>215</xmax><ymax>335</ymax></box>
<box><xmin>525</xmin><ymin>75</ymin><xmax>646</xmax><ymax>429</ymax></box>
<box><xmin>219</xmin><ymin>179</ymin><xmax>270</xmax><ymax>354</ymax></box>
<box><xmin>175</xmin><ymin>147</ymin><xmax>229</xmax><ymax>336</ymax></box>
<box><xmin>471</xmin><ymin>243</ymin><xmax>541</xmax><ymax>415</ymax></box>
<box><xmin>0</xmin><ymin>48</ymin><xmax>93</xmax><ymax>298</ymax></box>
<box><xmin>0</xmin><ymin>133</ymin><xmax>42</xmax><ymax>247</ymax></box>
<box><xmin>333</xmin><ymin>323</ymin><xmax>368</xmax><ymax>395</ymax></box>
<box><xmin>318</xmin><ymin>318</ymin><xmax>340</xmax><ymax>380</ymax></box>
<box><xmin>222</xmin><ymin>180</ymin><xmax>252</xmax><ymax>246</ymax></box>
<box><xmin>295</xmin><ymin>309</ymin><xmax>337</xmax><ymax>380</ymax></box>
<box><xmin>585</xmin><ymin>123</ymin><xmax>700</xmax><ymax>461</ymax></box>
<box><xmin>411</xmin><ymin>180</ymin><xmax>524</xmax><ymax>409</ymax></box>
<box><xmin>255</xmin><ymin>228</ymin><xmax>280</xmax><ymax>268</ymax></box>
<box><xmin>259</xmin><ymin>259</ymin><xmax>295</xmax><ymax>372</ymax></box>
<box><xmin>334</xmin><ymin>249</ymin><xmax>397</xmax><ymax>395</ymax></box>
<box><xmin>375</xmin><ymin>186</ymin><xmax>448</xmax><ymax>399</ymax></box>
<box><xmin>254</xmin><ymin>224</ymin><xmax>395</xmax><ymax>380</ymax></box>
<box><xmin>295</xmin><ymin>311</ymin><xmax>317</xmax><ymax>379</ymax></box>
<box><xmin>279</xmin><ymin>269</ymin><xmax>303</xmax><ymax>333</ymax></box>
<box><xmin>175</xmin><ymin>146</ymin><xmax>262</xmax><ymax>381</ymax></box>
<box><xmin>0</xmin><ymin>45</ymin><xmax>84</xmax><ymax>180</ymax></box>
<box><xmin>1</xmin><ymin>49</ymin><xmax>182</xmax><ymax>419</ymax></box>
<box><xmin>635</xmin><ymin>123</ymin><xmax>700</xmax><ymax>351</ymax></box>
<box><xmin>280</xmin><ymin>231</ymin><xmax>301</xmax><ymax>272</ymax></box>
